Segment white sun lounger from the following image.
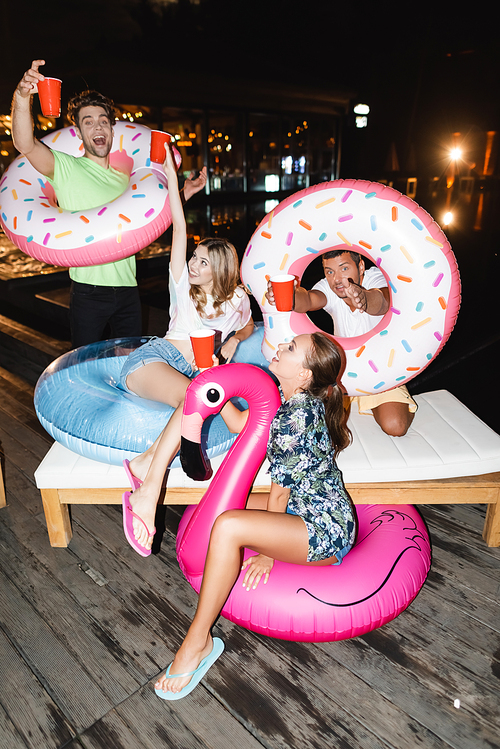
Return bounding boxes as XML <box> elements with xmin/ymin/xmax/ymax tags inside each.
<box><xmin>30</xmin><ymin>390</ymin><xmax>500</xmax><ymax>548</ymax></box>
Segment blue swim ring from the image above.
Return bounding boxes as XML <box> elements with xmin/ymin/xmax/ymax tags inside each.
<box><xmin>34</xmin><ymin>337</ymin><xmax>242</xmax><ymax>466</ymax></box>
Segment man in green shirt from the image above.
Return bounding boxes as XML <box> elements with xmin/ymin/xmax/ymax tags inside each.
<box><xmin>12</xmin><ymin>59</ymin><xmax>206</xmax><ymax>347</ymax></box>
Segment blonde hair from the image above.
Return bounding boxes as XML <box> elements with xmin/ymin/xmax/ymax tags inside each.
<box><xmin>189</xmin><ymin>238</ymin><xmax>244</xmax><ymax>318</ymax></box>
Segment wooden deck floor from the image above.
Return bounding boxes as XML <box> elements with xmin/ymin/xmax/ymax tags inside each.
<box><xmin>1</xmin><ymin>362</ymin><xmax>500</xmax><ymax>749</ymax></box>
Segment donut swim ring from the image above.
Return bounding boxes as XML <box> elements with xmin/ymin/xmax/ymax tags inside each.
<box><xmin>0</xmin><ymin>122</ymin><xmax>182</xmax><ymax>267</ymax></box>
<box><xmin>240</xmin><ymin>180</ymin><xmax>461</xmax><ymax>396</ymax></box>
<box><xmin>176</xmin><ymin>364</ymin><xmax>431</xmax><ymax>642</ymax></box>
<box><xmin>34</xmin><ymin>338</ymin><xmax>244</xmax><ymax>466</ymax></box>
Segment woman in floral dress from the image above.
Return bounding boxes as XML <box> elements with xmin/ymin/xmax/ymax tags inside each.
<box><xmin>155</xmin><ymin>331</ymin><xmax>357</xmax><ymax>700</ymax></box>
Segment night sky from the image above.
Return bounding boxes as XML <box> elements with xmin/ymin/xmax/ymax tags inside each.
<box><xmin>2</xmin><ymin>0</ymin><xmax>499</xmax><ymax>180</ymax></box>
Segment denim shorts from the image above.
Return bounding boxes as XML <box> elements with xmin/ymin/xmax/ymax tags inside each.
<box><xmin>331</xmin><ymin>543</ymin><xmax>352</xmax><ymax>566</ymax></box>
<box><xmin>119</xmin><ymin>337</ymin><xmax>195</xmax><ymax>393</ymax></box>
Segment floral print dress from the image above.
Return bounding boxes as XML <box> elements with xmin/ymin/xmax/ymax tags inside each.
<box><xmin>267</xmin><ymin>390</ymin><xmax>357</xmax><ymax>562</ymax></box>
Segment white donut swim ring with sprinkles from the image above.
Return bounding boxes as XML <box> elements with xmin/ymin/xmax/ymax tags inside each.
<box><xmin>240</xmin><ymin>179</ymin><xmax>461</xmax><ymax>397</ymax></box>
<box><xmin>0</xmin><ymin>122</ymin><xmax>181</xmax><ymax>267</ymax></box>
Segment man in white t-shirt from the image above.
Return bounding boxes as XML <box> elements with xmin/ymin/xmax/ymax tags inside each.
<box><xmin>267</xmin><ymin>250</ymin><xmax>416</xmax><ymax>436</ymax></box>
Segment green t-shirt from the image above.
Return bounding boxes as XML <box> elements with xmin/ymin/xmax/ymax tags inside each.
<box><xmin>48</xmin><ymin>150</ymin><xmax>136</xmax><ymax>286</ymax></box>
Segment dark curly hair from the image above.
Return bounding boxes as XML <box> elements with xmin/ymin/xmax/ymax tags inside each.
<box><xmin>67</xmin><ymin>90</ymin><xmax>117</xmax><ymax>129</ymax></box>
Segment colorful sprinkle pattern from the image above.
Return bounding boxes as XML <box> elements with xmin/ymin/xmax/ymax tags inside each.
<box><xmin>0</xmin><ymin>123</ymin><xmax>181</xmax><ymax>267</ymax></box>
<box><xmin>240</xmin><ymin>180</ymin><xmax>460</xmax><ymax>396</ymax></box>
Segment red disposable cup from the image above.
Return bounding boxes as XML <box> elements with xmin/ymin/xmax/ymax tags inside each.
<box><xmin>190</xmin><ymin>329</ymin><xmax>216</xmax><ymax>369</ymax></box>
<box><xmin>150</xmin><ymin>130</ymin><xmax>172</xmax><ymax>163</ymax></box>
<box><xmin>270</xmin><ymin>274</ymin><xmax>295</xmax><ymax>311</ymax></box>
<box><xmin>37</xmin><ymin>77</ymin><xmax>62</xmax><ymax>117</ymax></box>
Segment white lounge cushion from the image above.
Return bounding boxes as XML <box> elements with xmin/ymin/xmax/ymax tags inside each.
<box><xmin>34</xmin><ymin>390</ymin><xmax>500</xmax><ymax>490</ymax></box>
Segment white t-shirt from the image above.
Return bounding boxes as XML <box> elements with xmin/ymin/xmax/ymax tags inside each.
<box><xmin>312</xmin><ymin>266</ymin><xmax>388</xmax><ymax>338</ymax></box>
<box><xmin>166</xmin><ymin>264</ymin><xmax>252</xmax><ymax>341</ymax></box>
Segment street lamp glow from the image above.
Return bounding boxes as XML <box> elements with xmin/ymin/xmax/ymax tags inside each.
<box><xmin>443</xmin><ymin>212</ymin><xmax>453</xmax><ymax>225</ymax></box>
<box><xmin>450</xmin><ymin>147</ymin><xmax>462</xmax><ymax>160</ymax></box>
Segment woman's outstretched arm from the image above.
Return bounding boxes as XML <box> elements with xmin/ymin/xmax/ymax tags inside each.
<box><xmin>162</xmin><ymin>143</ymin><xmax>187</xmax><ymax>283</ymax></box>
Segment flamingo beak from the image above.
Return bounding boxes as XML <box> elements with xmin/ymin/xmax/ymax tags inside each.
<box><xmin>180</xmin><ymin>436</ymin><xmax>213</xmax><ymax>481</ymax></box>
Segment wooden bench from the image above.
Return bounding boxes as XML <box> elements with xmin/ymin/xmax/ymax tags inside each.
<box><xmin>0</xmin><ymin>462</ymin><xmax>5</xmax><ymax>509</ymax></box>
<box><xmin>32</xmin><ymin>391</ymin><xmax>500</xmax><ymax>548</ymax></box>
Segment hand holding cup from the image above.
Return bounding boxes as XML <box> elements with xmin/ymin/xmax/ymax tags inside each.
<box><xmin>150</xmin><ymin>130</ymin><xmax>172</xmax><ymax>163</ymax></box>
<box><xmin>37</xmin><ymin>76</ymin><xmax>62</xmax><ymax>117</ymax></box>
<box><xmin>269</xmin><ymin>274</ymin><xmax>295</xmax><ymax>311</ymax></box>
<box><xmin>190</xmin><ymin>329</ymin><xmax>216</xmax><ymax>370</ymax></box>
<box><xmin>17</xmin><ymin>60</ymin><xmax>47</xmax><ymax>100</ymax></box>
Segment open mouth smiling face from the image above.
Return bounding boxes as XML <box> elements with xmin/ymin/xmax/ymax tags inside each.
<box><xmin>77</xmin><ymin>105</ymin><xmax>114</xmax><ymax>158</ymax></box>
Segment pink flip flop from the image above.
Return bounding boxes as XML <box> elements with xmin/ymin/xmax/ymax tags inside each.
<box><xmin>123</xmin><ymin>459</ymin><xmax>143</xmax><ymax>490</ymax></box>
<box><xmin>122</xmin><ymin>491</ymin><xmax>155</xmax><ymax>557</ymax></box>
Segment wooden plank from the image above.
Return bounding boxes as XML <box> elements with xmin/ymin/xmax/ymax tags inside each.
<box><xmin>0</xmin><ymin>703</ymin><xmax>30</xmax><ymax>749</ymax></box>
<box><xmin>0</xmin><ymin>312</ymin><xmax>69</xmax><ymax>358</ymax></box>
<box><xmin>420</xmin><ymin>505</ymin><xmax>500</xmax><ymax>582</ymax></box>
<box><xmin>0</xmin><ymin>572</ymin><xmax>115</xmax><ymax>733</ymax></box>
<box><xmin>40</xmin><ymin>488</ymin><xmax>73</xmax><ymax>546</ymax></box>
<box><xmin>0</xmin><ymin>495</ymin><xmax>184</xmax><ymax>677</ymax></box>
<box><xmin>79</xmin><ymin>682</ymin><xmax>267</xmax><ymax>749</ymax></box>
<box><xmin>58</xmin><ymin>486</ymin><xmax>204</xmax><ymax>505</ymax></box>
<box><xmin>0</xmin><ymin>417</ymin><xmax>51</xmax><ymax>468</ymax></box>
<box><xmin>2</xmin><ymin>454</ymin><xmax>45</xmax><ymax>515</ymax></box>
<box><xmin>0</xmin><ymin>385</ymin><xmax>50</xmax><ymax>442</ymax></box>
<box><xmin>0</xmin><ymin>461</ymin><xmax>5</xmax><ymax>509</ymax></box>
<box><xmin>0</xmin><ymin>629</ymin><xmax>75</xmax><ymax>748</ymax></box>
<box><xmin>1</xmin><ymin>495</ymin><xmax>282</xmax><ymax>748</ymax></box>
<box><xmin>483</xmin><ymin>498</ymin><xmax>500</xmax><ymax>546</ymax></box>
<box><xmin>0</xmin><ymin>366</ymin><xmax>37</xmax><ymax>403</ymax></box>
<box><xmin>0</xmin><ymin>508</ymin><xmax>145</xmax><ymax>704</ymax></box>
<box><xmin>66</xmin><ymin>506</ymin><xmax>450</xmax><ymax>749</ymax></box>
<box><xmin>0</xmin><ymin>425</ymin><xmax>48</xmax><ymax>484</ymax></box>
<box><xmin>347</xmin><ymin>473</ymin><xmax>500</xmax><ymax>505</ymax></box>
<box><xmin>75</xmin><ymin>706</ymin><xmax>206</xmax><ymax>749</ymax></box>
<box><xmin>406</xmin><ymin>584</ymin><xmax>500</xmax><ymax>661</ymax></box>
<box><xmin>382</xmin><ymin>605</ymin><xmax>500</xmax><ymax>697</ymax></box>
<box><xmin>2</xmin><ymin>368</ymin><xmax>500</xmax><ymax>748</ymax></box>
<box><xmin>424</xmin><ymin>502</ymin><xmax>488</xmax><ymax>536</ymax></box>
<box><xmin>422</xmin><ymin>539</ymin><xmax>500</xmax><ymax>604</ymax></box>
<box><xmin>314</xmin><ymin>630</ymin><xmax>498</xmax><ymax>749</ymax></box>
<box><xmin>42</xmin><ymin>504</ymin><xmax>394</xmax><ymax>749</ymax></box>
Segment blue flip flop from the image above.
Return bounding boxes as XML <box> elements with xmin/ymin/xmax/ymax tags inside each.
<box><xmin>154</xmin><ymin>638</ymin><xmax>225</xmax><ymax>700</ymax></box>
<box><xmin>123</xmin><ymin>459</ymin><xmax>143</xmax><ymax>491</ymax></box>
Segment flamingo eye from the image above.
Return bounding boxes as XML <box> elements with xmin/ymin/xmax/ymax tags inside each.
<box><xmin>199</xmin><ymin>382</ymin><xmax>226</xmax><ymax>408</ymax></box>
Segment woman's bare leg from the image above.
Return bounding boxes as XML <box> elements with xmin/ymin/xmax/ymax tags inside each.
<box><xmin>155</xmin><ymin>509</ymin><xmax>337</xmax><ymax>694</ymax></box>
<box><xmin>124</xmin><ymin>363</ymin><xmax>191</xmax><ymax>547</ymax></box>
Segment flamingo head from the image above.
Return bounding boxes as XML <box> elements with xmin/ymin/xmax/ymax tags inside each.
<box><xmin>180</xmin><ymin>363</ymin><xmax>281</xmax><ymax>481</ymax></box>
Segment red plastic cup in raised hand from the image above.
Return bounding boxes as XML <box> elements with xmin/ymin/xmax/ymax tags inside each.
<box><xmin>150</xmin><ymin>130</ymin><xmax>172</xmax><ymax>163</ymax></box>
<box><xmin>190</xmin><ymin>329</ymin><xmax>216</xmax><ymax>369</ymax></box>
<box><xmin>37</xmin><ymin>77</ymin><xmax>62</xmax><ymax>117</ymax></box>
<box><xmin>270</xmin><ymin>274</ymin><xmax>295</xmax><ymax>311</ymax></box>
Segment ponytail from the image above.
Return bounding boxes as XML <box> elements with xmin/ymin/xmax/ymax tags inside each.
<box><xmin>304</xmin><ymin>333</ymin><xmax>351</xmax><ymax>457</ymax></box>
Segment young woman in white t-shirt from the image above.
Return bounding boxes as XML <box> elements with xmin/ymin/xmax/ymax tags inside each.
<box><xmin>119</xmin><ymin>143</ymin><xmax>254</xmax><ymax>555</ymax></box>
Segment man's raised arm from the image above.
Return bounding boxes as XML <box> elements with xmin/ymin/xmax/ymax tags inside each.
<box><xmin>11</xmin><ymin>59</ymin><xmax>55</xmax><ymax>178</ymax></box>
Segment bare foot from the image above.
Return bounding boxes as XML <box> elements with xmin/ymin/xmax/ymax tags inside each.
<box><xmin>128</xmin><ymin>486</ymin><xmax>157</xmax><ymax>549</ymax></box>
<box><xmin>155</xmin><ymin>634</ymin><xmax>213</xmax><ymax>695</ymax></box>
<box><xmin>128</xmin><ymin>453</ymin><xmax>151</xmax><ymax>484</ymax></box>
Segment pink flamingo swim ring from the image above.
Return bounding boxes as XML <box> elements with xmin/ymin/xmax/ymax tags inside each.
<box><xmin>0</xmin><ymin>122</ymin><xmax>181</xmax><ymax>267</ymax></box>
<box><xmin>176</xmin><ymin>364</ymin><xmax>431</xmax><ymax>642</ymax></box>
<box><xmin>240</xmin><ymin>180</ymin><xmax>461</xmax><ymax>396</ymax></box>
